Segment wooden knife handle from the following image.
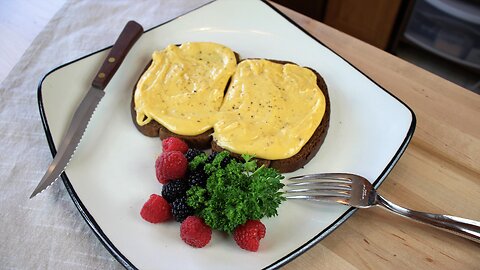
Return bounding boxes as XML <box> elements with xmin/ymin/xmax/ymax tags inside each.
<box><xmin>92</xmin><ymin>20</ymin><xmax>143</xmax><ymax>90</ymax></box>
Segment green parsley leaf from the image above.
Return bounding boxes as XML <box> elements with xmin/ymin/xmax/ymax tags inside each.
<box><xmin>186</xmin><ymin>151</ymin><xmax>285</xmax><ymax>233</ymax></box>
<box><xmin>188</xmin><ymin>153</ymin><xmax>207</xmax><ymax>171</ymax></box>
<box><xmin>241</xmin><ymin>153</ymin><xmax>257</xmax><ymax>173</ymax></box>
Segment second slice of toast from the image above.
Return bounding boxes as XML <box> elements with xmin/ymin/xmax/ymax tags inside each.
<box><xmin>211</xmin><ymin>59</ymin><xmax>330</xmax><ymax>173</ymax></box>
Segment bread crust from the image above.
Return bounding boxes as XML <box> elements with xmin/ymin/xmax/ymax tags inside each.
<box><xmin>131</xmin><ymin>49</ymin><xmax>239</xmax><ymax>149</ymax></box>
<box><xmin>131</xmin><ymin>54</ymin><xmax>330</xmax><ymax>172</ymax></box>
<box><xmin>130</xmin><ymin>59</ymin><xmax>215</xmax><ymax>149</ymax></box>
<box><xmin>211</xmin><ymin>59</ymin><xmax>330</xmax><ymax>173</ymax></box>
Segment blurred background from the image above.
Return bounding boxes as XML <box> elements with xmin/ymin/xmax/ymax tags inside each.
<box><xmin>1</xmin><ymin>0</ymin><xmax>479</xmax><ymax>94</ymax></box>
<box><xmin>273</xmin><ymin>0</ymin><xmax>480</xmax><ymax>94</ymax></box>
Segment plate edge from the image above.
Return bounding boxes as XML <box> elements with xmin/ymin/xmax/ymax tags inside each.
<box><xmin>35</xmin><ymin>1</ymin><xmax>218</xmax><ymax>270</ymax></box>
<box><xmin>35</xmin><ymin>0</ymin><xmax>417</xmax><ymax>269</ymax></box>
<box><xmin>261</xmin><ymin>1</ymin><xmax>416</xmax><ymax>269</ymax></box>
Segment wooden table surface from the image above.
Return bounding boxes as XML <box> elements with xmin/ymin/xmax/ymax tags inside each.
<box><xmin>1</xmin><ymin>2</ymin><xmax>478</xmax><ymax>269</ymax></box>
<box><xmin>273</xmin><ymin>3</ymin><xmax>480</xmax><ymax>270</ymax></box>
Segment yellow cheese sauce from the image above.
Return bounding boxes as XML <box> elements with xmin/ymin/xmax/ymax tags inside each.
<box><xmin>134</xmin><ymin>42</ymin><xmax>237</xmax><ymax>135</ymax></box>
<box><xmin>213</xmin><ymin>59</ymin><xmax>326</xmax><ymax>160</ymax></box>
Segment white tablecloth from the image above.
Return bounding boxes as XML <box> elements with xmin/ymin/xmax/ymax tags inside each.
<box><xmin>0</xmin><ymin>1</ymin><xmax>210</xmax><ymax>268</ymax></box>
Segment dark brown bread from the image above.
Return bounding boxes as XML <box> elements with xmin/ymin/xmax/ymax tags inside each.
<box><xmin>211</xmin><ymin>59</ymin><xmax>330</xmax><ymax>173</ymax></box>
<box><xmin>130</xmin><ymin>60</ymin><xmax>215</xmax><ymax>149</ymax></box>
<box><xmin>131</xmin><ymin>55</ymin><xmax>329</xmax><ymax>172</ymax></box>
<box><xmin>131</xmin><ymin>46</ymin><xmax>240</xmax><ymax>149</ymax></box>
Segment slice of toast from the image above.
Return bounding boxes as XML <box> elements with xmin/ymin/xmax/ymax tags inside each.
<box><xmin>131</xmin><ymin>47</ymin><xmax>329</xmax><ymax>172</ymax></box>
<box><xmin>130</xmin><ymin>60</ymin><xmax>215</xmax><ymax>149</ymax></box>
<box><xmin>131</xmin><ymin>43</ymin><xmax>238</xmax><ymax>149</ymax></box>
<box><xmin>211</xmin><ymin>59</ymin><xmax>330</xmax><ymax>173</ymax></box>
<box><xmin>130</xmin><ymin>59</ymin><xmax>214</xmax><ymax>148</ymax></box>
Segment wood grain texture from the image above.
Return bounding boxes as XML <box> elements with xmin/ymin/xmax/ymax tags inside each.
<box><xmin>1</xmin><ymin>1</ymin><xmax>477</xmax><ymax>269</ymax></box>
<box><xmin>91</xmin><ymin>21</ymin><xmax>143</xmax><ymax>90</ymax></box>
<box><xmin>272</xmin><ymin>3</ymin><xmax>480</xmax><ymax>270</ymax></box>
<box><xmin>323</xmin><ymin>0</ymin><xmax>403</xmax><ymax>49</ymax></box>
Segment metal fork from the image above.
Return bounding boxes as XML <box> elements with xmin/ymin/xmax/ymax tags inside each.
<box><xmin>285</xmin><ymin>173</ymin><xmax>480</xmax><ymax>243</ymax></box>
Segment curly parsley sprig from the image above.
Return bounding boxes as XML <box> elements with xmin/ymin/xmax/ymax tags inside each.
<box><xmin>186</xmin><ymin>151</ymin><xmax>285</xmax><ymax>233</ymax></box>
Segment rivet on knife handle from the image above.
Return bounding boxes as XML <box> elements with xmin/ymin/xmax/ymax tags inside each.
<box><xmin>92</xmin><ymin>20</ymin><xmax>143</xmax><ymax>90</ymax></box>
<box><xmin>30</xmin><ymin>21</ymin><xmax>144</xmax><ymax>199</ymax></box>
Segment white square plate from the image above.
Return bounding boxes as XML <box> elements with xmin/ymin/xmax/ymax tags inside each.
<box><xmin>38</xmin><ymin>0</ymin><xmax>415</xmax><ymax>269</ymax></box>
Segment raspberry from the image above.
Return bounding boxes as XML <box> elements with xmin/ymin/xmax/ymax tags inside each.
<box><xmin>140</xmin><ymin>194</ymin><xmax>171</xmax><ymax>223</ymax></box>
<box><xmin>180</xmin><ymin>216</ymin><xmax>212</xmax><ymax>248</ymax></box>
<box><xmin>161</xmin><ymin>179</ymin><xmax>188</xmax><ymax>203</ymax></box>
<box><xmin>162</xmin><ymin>137</ymin><xmax>189</xmax><ymax>153</ymax></box>
<box><xmin>233</xmin><ymin>220</ymin><xmax>266</xmax><ymax>252</ymax></box>
<box><xmin>185</xmin><ymin>148</ymin><xmax>203</xmax><ymax>162</ymax></box>
<box><xmin>171</xmin><ymin>196</ymin><xmax>194</xmax><ymax>222</ymax></box>
<box><xmin>155</xmin><ymin>151</ymin><xmax>188</xmax><ymax>184</ymax></box>
<box><xmin>187</xmin><ymin>169</ymin><xmax>208</xmax><ymax>187</ymax></box>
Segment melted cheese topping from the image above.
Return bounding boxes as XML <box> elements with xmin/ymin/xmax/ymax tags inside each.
<box><xmin>213</xmin><ymin>59</ymin><xmax>326</xmax><ymax>160</ymax></box>
<box><xmin>134</xmin><ymin>42</ymin><xmax>237</xmax><ymax>135</ymax></box>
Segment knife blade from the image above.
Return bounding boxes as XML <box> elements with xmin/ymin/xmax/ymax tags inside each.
<box><xmin>30</xmin><ymin>20</ymin><xmax>143</xmax><ymax>198</ymax></box>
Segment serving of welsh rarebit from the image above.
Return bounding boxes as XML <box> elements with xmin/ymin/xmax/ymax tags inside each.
<box><xmin>132</xmin><ymin>42</ymin><xmax>330</xmax><ymax>172</ymax></box>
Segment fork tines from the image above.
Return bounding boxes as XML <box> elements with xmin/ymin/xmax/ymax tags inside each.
<box><xmin>288</xmin><ymin>173</ymin><xmax>354</xmax><ymax>182</ymax></box>
<box><xmin>284</xmin><ymin>173</ymin><xmax>353</xmax><ymax>203</ymax></box>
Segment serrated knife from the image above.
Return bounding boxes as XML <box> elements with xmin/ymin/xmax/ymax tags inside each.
<box><xmin>30</xmin><ymin>21</ymin><xmax>144</xmax><ymax>198</ymax></box>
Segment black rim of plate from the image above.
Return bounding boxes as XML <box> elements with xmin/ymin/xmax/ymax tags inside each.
<box><xmin>36</xmin><ymin>1</ymin><xmax>416</xmax><ymax>269</ymax></box>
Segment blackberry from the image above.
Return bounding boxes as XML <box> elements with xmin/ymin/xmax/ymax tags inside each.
<box><xmin>188</xmin><ymin>169</ymin><xmax>208</xmax><ymax>187</ymax></box>
<box><xmin>220</xmin><ymin>156</ymin><xmax>232</xmax><ymax>168</ymax></box>
<box><xmin>205</xmin><ymin>152</ymin><xmax>218</xmax><ymax>164</ymax></box>
<box><xmin>171</xmin><ymin>196</ymin><xmax>194</xmax><ymax>222</ymax></box>
<box><xmin>185</xmin><ymin>148</ymin><xmax>203</xmax><ymax>162</ymax></box>
<box><xmin>161</xmin><ymin>180</ymin><xmax>188</xmax><ymax>203</ymax></box>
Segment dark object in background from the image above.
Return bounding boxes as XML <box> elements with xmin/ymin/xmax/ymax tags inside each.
<box><xmin>402</xmin><ymin>0</ymin><xmax>480</xmax><ymax>72</ymax></box>
<box><xmin>271</xmin><ymin>0</ymin><xmax>327</xmax><ymax>22</ymax></box>
<box><xmin>271</xmin><ymin>0</ymin><xmax>405</xmax><ymax>50</ymax></box>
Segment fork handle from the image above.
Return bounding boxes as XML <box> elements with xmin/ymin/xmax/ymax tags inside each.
<box><xmin>376</xmin><ymin>195</ymin><xmax>480</xmax><ymax>243</ymax></box>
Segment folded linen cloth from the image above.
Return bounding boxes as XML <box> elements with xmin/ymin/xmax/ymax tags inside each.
<box><xmin>0</xmin><ymin>1</ymin><xmax>209</xmax><ymax>269</ymax></box>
